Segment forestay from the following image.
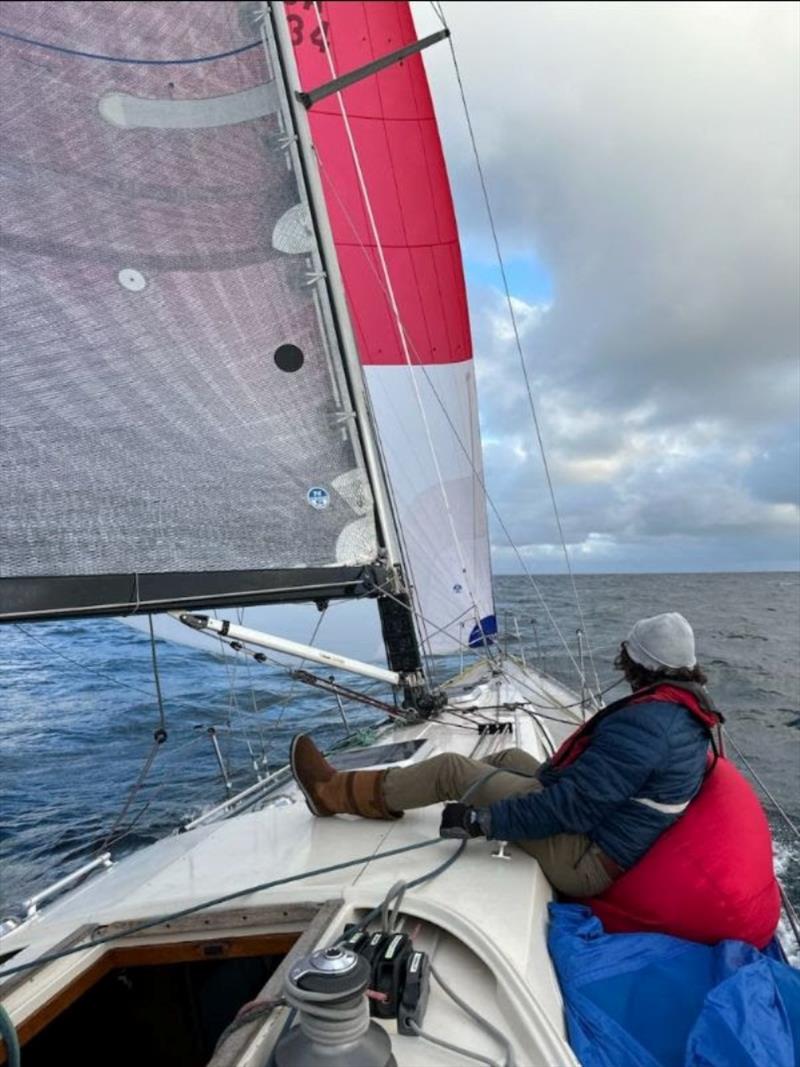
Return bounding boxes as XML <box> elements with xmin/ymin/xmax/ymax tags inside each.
<box><xmin>290</xmin><ymin>0</ymin><xmax>496</xmax><ymax>654</ymax></box>
<box><xmin>0</xmin><ymin>1</ymin><xmax>385</xmax><ymax>619</ymax></box>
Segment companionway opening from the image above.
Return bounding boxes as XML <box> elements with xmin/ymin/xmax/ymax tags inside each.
<box><xmin>4</xmin><ymin>901</ymin><xmax>341</xmax><ymax>1067</ymax></box>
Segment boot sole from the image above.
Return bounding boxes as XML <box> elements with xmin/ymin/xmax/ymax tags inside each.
<box><xmin>290</xmin><ymin>735</ymin><xmax>332</xmax><ymax>817</ymax></box>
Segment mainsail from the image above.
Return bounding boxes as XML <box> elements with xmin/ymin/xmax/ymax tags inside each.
<box><xmin>0</xmin><ymin>1</ymin><xmax>396</xmax><ymax>620</ymax></box>
<box><xmin>290</xmin><ymin>0</ymin><xmax>496</xmax><ymax>653</ymax></box>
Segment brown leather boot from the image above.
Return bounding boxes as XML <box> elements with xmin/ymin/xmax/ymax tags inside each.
<box><xmin>290</xmin><ymin>734</ymin><xmax>401</xmax><ymax>819</ymax></box>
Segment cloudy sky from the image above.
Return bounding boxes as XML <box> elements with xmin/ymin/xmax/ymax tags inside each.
<box><xmin>413</xmin><ymin>1</ymin><xmax>799</xmax><ymax>573</ymax></box>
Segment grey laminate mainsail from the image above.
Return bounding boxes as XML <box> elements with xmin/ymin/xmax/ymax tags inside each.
<box><xmin>0</xmin><ymin>1</ymin><xmax>386</xmax><ymax>618</ymax></box>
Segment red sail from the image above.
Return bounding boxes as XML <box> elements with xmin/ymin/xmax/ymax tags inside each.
<box><xmin>291</xmin><ymin>1</ymin><xmax>495</xmax><ymax>653</ymax></box>
<box><xmin>290</xmin><ymin>0</ymin><xmax>471</xmax><ymax>366</ymax></box>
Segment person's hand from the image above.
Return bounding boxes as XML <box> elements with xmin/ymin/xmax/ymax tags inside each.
<box><xmin>439</xmin><ymin>803</ymin><xmax>486</xmax><ymax>839</ymax></box>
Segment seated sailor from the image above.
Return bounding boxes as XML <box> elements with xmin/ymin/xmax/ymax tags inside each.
<box><xmin>290</xmin><ymin>612</ymin><xmax>722</xmax><ymax>898</ymax></box>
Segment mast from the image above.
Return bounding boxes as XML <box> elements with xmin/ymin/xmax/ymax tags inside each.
<box><xmin>266</xmin><ymin>2</ymin><xmax>427</xmax><ymax>685</ymax></box>
<box><xmin>265</xmin><ymin>1</ymin><xmax>402</xmax><ymax>581</ymax></box>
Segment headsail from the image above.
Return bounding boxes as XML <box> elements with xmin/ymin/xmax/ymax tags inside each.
<box><xmin>290</xmin><ymin>0</ymin><xmax>495</xmax><ymax>653</ymax></box>
<box><xmin>0</xmin><ymin>2</ymin><xmax>393</xmax><ymax>620</ymax></box>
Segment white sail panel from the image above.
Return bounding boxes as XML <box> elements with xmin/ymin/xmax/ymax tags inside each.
<box><xmin>364</xmin><ymin>362</ymin><xmax>494</xmax><ymax>654</ymax></box>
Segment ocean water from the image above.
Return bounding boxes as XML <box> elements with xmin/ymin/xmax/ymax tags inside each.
<box><xmin>1</xmin><ymin>571</ymin><xmax>798</xmax><ymax>943</ymax></box>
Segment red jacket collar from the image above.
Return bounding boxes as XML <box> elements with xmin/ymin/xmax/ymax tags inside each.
<box><xmin>630</xmin><ymin>683</ymin><xmax>721</xmax><ymax>730</ymax></box>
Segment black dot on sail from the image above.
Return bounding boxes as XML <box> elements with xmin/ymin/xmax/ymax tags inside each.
<box><xmin>274</xmin><ymin>344</ymin><xmax>304</xmax><ymax>372</ymax></box>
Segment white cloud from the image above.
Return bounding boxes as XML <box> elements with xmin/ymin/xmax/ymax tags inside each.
<box><xmin>414</xmin><ymin>0</ymin><xmax>800</xmax><ymax>571</ymax></box>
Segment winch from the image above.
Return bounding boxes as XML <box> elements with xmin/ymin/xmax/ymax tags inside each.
<box><xmin>274</xmin><ymin>945</ymin><xmax>396</xmax><ymax>1067</ymax></box>
<box><xmin>272</xmin><ymin>928</ymin><xmax>431</xmax><ymax>1066</ymax></box>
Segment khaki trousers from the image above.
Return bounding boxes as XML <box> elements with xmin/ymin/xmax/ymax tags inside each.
<box><xmin>383</xmin><ymin>747</ymin><xmax>613</xmax><ymax>897</ymax></box>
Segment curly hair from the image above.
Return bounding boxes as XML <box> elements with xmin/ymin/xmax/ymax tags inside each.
<box><xmin>614</xmin><ymin>643</ymin><xmax>708</xmax><ymax>690</ymax></box>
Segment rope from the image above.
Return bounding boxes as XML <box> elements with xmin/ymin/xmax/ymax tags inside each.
<box><xmin>408</xmin><ymin>1023</ymin><xmax>502</xmax><ymax>1067</ymax></box>
<box><xmin>308</xmin><ymin>1</ymin><xmax>487</xmax><ymax>650</ymax></box>
<box><xmin>0</xmin><ymin>1004</ymin><xmax>20</xmax><ymax>1067</ymax></box>
<box><xmin>431</xmin><ymin>962</ymin><xmax>516</xmax><ymax>1067</ymax></box>
<box><xmin>213</xmin><ymin>609</ymin><xmax>264</xmax><ymax>777</ymax></box>
<box><xmin>0</xmin><ymin>26</ymin><xmax>260</xmax><ymax>65</ymax></box>
<box><xmin>237</xmin><ymin>607</ymin><xmax>271</xmax><ymax>769</ymax></box>
<box><xmin>0</xmin><ymin>837</ymin><xmax>458</xmax><ymax>981</ymax></box>
<box><xmin>437</xmin><ymin>7</ymin><xmax>602</xmax><ymax>696</ymax></box>
<box><xmin>93</xmin><ymin>738</ymin><xmax>162</xmax><ymax>857</ymax></box>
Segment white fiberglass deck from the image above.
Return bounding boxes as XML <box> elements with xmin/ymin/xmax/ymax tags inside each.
<box><xmin>0</xmin><ymin>659</ymin><xmax>585</xmax><ymax>1066</ymax></box>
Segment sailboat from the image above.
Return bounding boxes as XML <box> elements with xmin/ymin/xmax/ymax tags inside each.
<box><xmin>1</xmin><ymin>3</ymin><xmax>797</xmax><ymax>1066</ymax></box>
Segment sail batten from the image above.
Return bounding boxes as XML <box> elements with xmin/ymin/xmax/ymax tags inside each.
<box><xmin>0</xmin><ymin>1</ymin><xmax>395</xmax><ymax>620</ymax></box>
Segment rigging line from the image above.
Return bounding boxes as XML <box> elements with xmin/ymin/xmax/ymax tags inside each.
<box><xmin>490</xmin><ymin>653</ymin><xmax>607</xmax><ymax>710</ymax></box>
<box><xmin>213</xmin><ymin>609</ymin><xmax>261</xmax><ymax>774</ymax></box>
<box><xmin>147</xmin><ymin>615</ymin><xmax>167</xmax><ymax>735</ymax></box>
<box><xmin>0</xmin><ymin>838</ymin><xmax>450</xmax><ymax>980</ymax></box>
<box><xmin>519</xmin><ymin>707</ymin><xmax>557</xmax><ymax>758</ymax></box>
<box><xmin>268</xmin><ymin>605</ymin><xmax>331</xmax><ymax>736</ymax></box>
<box><xmin>473</xmin><ymin>703</ymin><xmax>579</xmax><ymax>728</ymax></box>
<box><xmin>495</xmin><ymin>674</ymin><xmax>624</xmax><ymax>712</ymax></box>
<box><xmin>237</xmin><ymin>607</ymin><xmax>271</xmax><ymax>767</ymax></box>
<box><xmin>429</xmin><ymin>1</ymin><xmax>447</xmax><ymax>29</ymax></box>
<box><xmin>722</xmin><ymin>728</ymin><xmax>799</xmax><ymax>840</ymax></box>
<box><xmin>93</xmin><ymin>738</ymin><xmax>162</xmax><ymax>858</ymax></box>
<box><xmin>315</xmin><ymin>155</ymin><xmax>586</xmax><ymax>683</ymax></box>
<box><xmin>778</xmin><ymin>883</ymin><xmax>800</xmax><ymax>952</ymax></box>
<box><xmin>0</xmin><ymin>27</ymin><xmax>261</xmax><ymax>65</ymax></box>
<box><xmin>308</xmin><ymin>2</ymin><xmax>487</xmax><ymax>650</ymax></box>
<box><xmin>11</xmin><ymin>624</ymin><xmax>211</xmax><ymax>715</ymax></box>
<box><xmin>437</xmin><ymin>7</ymin><xmax>602</xmax><ymax>696</ymax></box>
<box><xmin>376</xmin><ymin>586</ymin><xmax>485</xmax><ymax>653</ymax></box>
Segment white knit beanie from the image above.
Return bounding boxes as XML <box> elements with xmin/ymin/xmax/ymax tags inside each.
<box><xmin>624</xmin><ymin>612</ymin><xmax>697</xmax><ymax>671</ymax></box>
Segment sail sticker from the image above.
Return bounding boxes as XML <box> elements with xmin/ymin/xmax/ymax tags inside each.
<box><xmin>272</xmin><ymin>203</ymin><xmax>316</xmax><ymax>255</ymax></box>
<box><xmin>117</xmin><ymin>268</ymin><xmax>146</xmax><ymax>292</ymax></box>
<box><xmin>274</xmin><ymin>344</ymin><xmax>304</xmax><ymax>372</ymax></box>
<box><xmin>307</xmin><ymin>487</ymin><xmax>329</xmax><ymax>510</ymax></box>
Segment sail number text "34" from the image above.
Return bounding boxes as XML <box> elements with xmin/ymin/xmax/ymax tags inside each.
<box><xmin>285</xmin><ymin>1</ymin><xmax>330</xmax><ymax>53</ymax></box>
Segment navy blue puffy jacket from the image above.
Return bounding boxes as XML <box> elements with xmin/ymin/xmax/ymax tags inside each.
<box><xmin>488</xmin><ymin>698</ymin><xmax>711</xmax><ymax>869</ymax></box>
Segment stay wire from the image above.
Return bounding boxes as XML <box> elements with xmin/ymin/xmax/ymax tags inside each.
<box><xmin>722</xmin><ymin>727</ymin><xmax>800</xmax><ymax>840</ymax></box>
<box><xmin>12</xmin><ymin>624</ymin><xmax>207</xmax><ymax>715</ymax></box>
<box><xmin>313</xmin><ymin>126</ymin><xmax>586</xmax><ymax>685</ymax></box>
<box><xmin>308</xmin><ymin>1</ymin><xmax>488</xmax><ymax>653</ymax></box>
<box><xmin>436</xmin><ymin>3</ymin><xmax>602</xmax><ymax>693</ymax></box>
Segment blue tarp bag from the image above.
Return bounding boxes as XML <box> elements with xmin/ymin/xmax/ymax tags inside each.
<box><xmin>547</xmin><ymin>903</ymin><xmax>800</xmax><ymax>1067</ymax></box>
